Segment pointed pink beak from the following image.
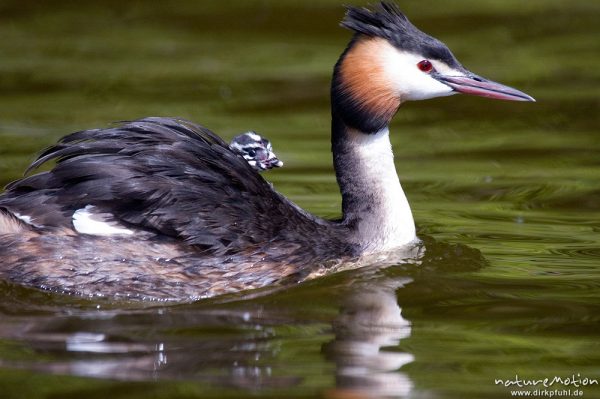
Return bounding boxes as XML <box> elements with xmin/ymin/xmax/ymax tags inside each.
<box><xmin>435</xmin><ymin>73</ymin><xmax>535</xmax><ymax>102</ymax></box>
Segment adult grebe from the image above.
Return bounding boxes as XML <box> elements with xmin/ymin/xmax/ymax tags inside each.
<box><xmin>0</xmin><ymin>2</ymin><xmax>534</xmax><ymax>301</ymax></box>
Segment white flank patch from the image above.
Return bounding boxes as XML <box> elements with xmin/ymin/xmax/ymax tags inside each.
<box><xmin>72</xmin><ymin>205</ymin><xmax>134</xmax><ymax>236</ymax></box>
<box><xmin>13</xmin><ymin>212</ymin><xmax>34</xmax><ymax>225</ymax></box>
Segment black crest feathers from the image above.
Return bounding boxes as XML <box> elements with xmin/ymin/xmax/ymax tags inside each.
<box><xmin>341</xmin><ymin>2</ymin><xmax>414</xmax><ymax>39</ymax></box>
<box><xmin>341</xmin><ymin>2</ymin><xmax>460</xmax><ymax>68</ymax></box>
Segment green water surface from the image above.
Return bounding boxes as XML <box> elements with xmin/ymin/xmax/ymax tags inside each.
<box><xmin>0</xmin><ymin>0</ymin><xmax>599</xmax><ymax>398</ymax></box>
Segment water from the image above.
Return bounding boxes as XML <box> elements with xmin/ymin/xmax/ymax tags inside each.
<box><xmin>0</xmin><ymin>0</ymin><xmax>599</xmax><ymax>398</ymax></box>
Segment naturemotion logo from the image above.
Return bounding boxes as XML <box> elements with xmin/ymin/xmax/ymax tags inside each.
<box><xmin>495</xmin><ymin>374</ymin><xmax>598</xmax><ymax>389</ymax></box>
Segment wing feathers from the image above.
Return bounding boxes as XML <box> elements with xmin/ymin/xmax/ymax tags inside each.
<box><xmin>1</xmin><ymin>117</ymin><xmax>349</xmax><ymax>257</ymax></box>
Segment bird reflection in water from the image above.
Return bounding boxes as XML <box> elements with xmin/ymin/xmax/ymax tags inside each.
<box><xmin>323</xmin><ymin>277</ymin><xmax>414</xmax><ymax>398</ymax></box>
<box><xmin>0</xmin><ymin>238</ymin><xmax>487</xmax><ymax>398</ymax></box>
<box><xmin>0</xmin><ymin>270</ymin><xmax>418</xmax><ymax>397</ymax></box>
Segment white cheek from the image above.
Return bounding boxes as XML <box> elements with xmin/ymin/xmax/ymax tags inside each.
<box><xmin>401</xmin><ymin>74</ymin><xmax>455</xmax><ymax>101</ymax></box>
<box><xmin>381</xmin><ymin>49</ymin><xmax>456</xmax><ymax>101</ymax></box>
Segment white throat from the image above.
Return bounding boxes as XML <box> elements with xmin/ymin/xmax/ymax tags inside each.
<box><xmin>344</xmin><ymin>127</ymin><xmax>416</xmax><ymax>251</ymax></box>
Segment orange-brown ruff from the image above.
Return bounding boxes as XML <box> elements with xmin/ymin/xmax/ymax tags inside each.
<box><xmin>339</xmin><ymin>37</ymin><xmax>401</xmax><ymax>122</ymax></box>
<box><xmin>0</xmin><ymin>2</ymin><xmax>534</xmax><ymax>301</ymax></box>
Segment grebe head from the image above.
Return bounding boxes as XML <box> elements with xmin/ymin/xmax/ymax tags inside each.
<box><xmin>230</xmin><ymin>131</ymin><xmax>283</xmax><ymax>171</ymax></box>
<box><xmin>333</xmin><ymin>2</ymin><xmax>535</xmax><ymax>133</ymax></box>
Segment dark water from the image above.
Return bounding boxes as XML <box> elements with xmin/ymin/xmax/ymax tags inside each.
<box><xmin>0</xmin><ymin>0</ymin><xmax>599</xmax><ymax>398</ymax></box>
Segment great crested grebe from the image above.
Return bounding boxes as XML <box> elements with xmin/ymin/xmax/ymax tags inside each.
<box><xmin>0</xmin><ymin>2</ymin><xmax>534</xmax><ymax>301</ymax></box>
<box><xmin>230</xmin><ymin>131</ymin><xmax>283</xmax><ymax>171</ymax></box>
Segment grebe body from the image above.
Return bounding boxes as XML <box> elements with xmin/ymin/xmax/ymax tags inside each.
<box><xmin>0</xmin><ymin>118</ymin><xmax>353</xmax><ymax>300</ymax></box>
<box><xmin>0</xmin><ymin>3</ymin><xmax>533</xmax><ymax>300</ymax></box>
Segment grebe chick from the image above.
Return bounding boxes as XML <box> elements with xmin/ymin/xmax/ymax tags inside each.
<box><xmin>0</xmin><ymin>2</ymin><xmax>534</xmax><ymax>301</ymax></box>
<box><xmin>230</xmin><ymin>131</ymin><xmax>283</xmax><ymax>171</ymax></box>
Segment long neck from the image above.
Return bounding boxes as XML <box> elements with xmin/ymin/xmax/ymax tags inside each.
<box><xmin>328</xmin><ymin>36</ymin><xmax>416</xmax><ymax>252</ymax></box>
<box><xmin>331</xmin><ymin>113</ymin><xmax>416</xmax><ymax>252</ymax></box>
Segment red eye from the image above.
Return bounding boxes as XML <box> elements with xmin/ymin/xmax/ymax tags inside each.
<box><xmin>417</xmin><ymin>60</ymin><xmax>433</xmax><ymax>73</ymax></box>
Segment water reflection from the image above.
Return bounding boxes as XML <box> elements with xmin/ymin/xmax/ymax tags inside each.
<box><xmin>0</xmin><ymin>263</ymin><xmax>422</xmax><ymax>396</ymax></box>
<box><xmin>1</xmin><ymin>310</ymin><xmax>295</xmax><ymax>390</ymax></box>
<box><xmin>323</xmin><ymin>277</ymin><xmax>414</xmax><ymax>398</ymax></box>
<box><xmin>0</xmin><ymin>238</ymin><xmax>493</xmax><ymax>398</ymax></box>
